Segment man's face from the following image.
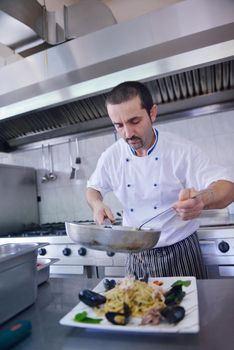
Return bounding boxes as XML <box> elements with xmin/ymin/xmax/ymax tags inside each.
<box><xmin>107</xmin><ymin>95</ymin><xmax>157</xmax><ymax>156</ymax></box>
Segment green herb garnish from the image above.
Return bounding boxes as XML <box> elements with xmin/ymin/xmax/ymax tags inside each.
<box><xmin>74</xmin><ymin>311</ymin><xmax>103</xmax><ymax>324</ymax></box>
<box><xmin>171</xmin><ymin>280</ymin><xmax>191</xmax><ymax>288</ymax></box>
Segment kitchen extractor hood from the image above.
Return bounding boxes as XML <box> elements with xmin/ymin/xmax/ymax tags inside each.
<box><xmin>0</xmin><ymin>0</ymin><xmax>234</xmax><ymax>151</ymax></box>
<box><xmin>0</xmin><ymin>0</ymin><xmax>117</xmax><ymax>52</ymax></box>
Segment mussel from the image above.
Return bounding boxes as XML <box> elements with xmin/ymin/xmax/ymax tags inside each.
<box><xmin>134</xmin><ymin>272</ymin><xmax>149</xmax><ymax>283</ymax></box>
<box><xmin>139</xmin><ymin>272</ymin><xmax>149</xmax><ymax>283</ymax></box>
<box><xmin>161</xmin><ymin>305</ymin><xmax>185</xmax><ymax>324</ymax></box>
<box><xmin>105</xmin><ymin>303</ymin><xmax>131</xmax><ymax>326</ymax></box>
<box><xmin>103</xmin><ymin>278</ymin><xmax>116</xmax><ymax>291</ymax></box>
<box><xmin>79</xmin><ymin>289</ymin><xmax>106</xmax><ymax>307</ymax></box>
<box><xmin>164</xmin><ymin>285</ymin><xmax>186</xmax><ymax>306</ymax></box>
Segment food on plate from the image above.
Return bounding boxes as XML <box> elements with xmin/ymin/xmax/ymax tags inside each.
<box><xmin>105</xmin><ymin>302</ymin><xmax>131</xmax><ymax>326</ymax></box>
<box><xmin>74</xmin><ymin>311</ymin><xmax>103</xmax><ymax>324</ymax></box>
<box><xmin>79</xmin><ymin>289</ymin><xmax>106</xmax><ymax>307</ymax></box>
<box><xmin>77</xmin><ymin>276</ymin><xmax>191</xmax><ymax>326</ymax></box>
<box><xmin>103</xmin><ymin>278</ymin><xmax>116</xmax><ymax>291</ymax></box>
<box><xmin>96</xmin><ymin>276</ymin><xmax>165</xmax><ymax>318</ymax></box>
<box><xmin>160</xmin><ymin>306</ymin><xmax>185</xmax><ymax>324</ymax></box>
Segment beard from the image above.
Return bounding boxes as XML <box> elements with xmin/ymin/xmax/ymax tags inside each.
<box><xmin>125</xmin><ymin>136</ymin><xmax>143</xmax><ymax>150</ymax></box>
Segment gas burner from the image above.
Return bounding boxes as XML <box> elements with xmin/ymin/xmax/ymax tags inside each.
<box><xmin>0</xmin><ymin>221</ymin><xmax>97</xmax><ymax>238</ymax></box>
<box><xmin>41</xmin><ymin>222</ymin><xmax>66</xmax><ymax>231</ymax></box>
<box><xmin>74</xmin><ymin>220</ymin><xmax>95</xmax><ymax>225</ymax></box>
<box><xmin>54</xmin><ymin>230</ymin><xmax>67</xmax><ymax>236</ymax></box>
<box><xmin>22</xmin><ymin>230</ymin><xmax>50</xmax><ymax>237</ymax></box>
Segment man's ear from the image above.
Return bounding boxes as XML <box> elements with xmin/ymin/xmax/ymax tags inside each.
<box><xmin>150</xmin><ymin>104</ymin><xmax>157</xmax><ymax>123</ymax></box>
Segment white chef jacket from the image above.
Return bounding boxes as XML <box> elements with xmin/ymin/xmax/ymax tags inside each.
<box><xmin>87</xmin><ymin>130</ymin><xmax>232</xmax><ymax>247</ymax></box>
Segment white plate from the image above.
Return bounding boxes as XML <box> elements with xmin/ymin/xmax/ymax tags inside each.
<box><xmin>59</xmin><ymin>276</ymin><xmax>199</xmax><ymax>334</ymax></box>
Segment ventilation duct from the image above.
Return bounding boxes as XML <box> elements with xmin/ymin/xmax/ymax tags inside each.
<box><xmin>0</xmin><ymin>0</ymin><xmax>116</xmax><ymax>51</ymax></box>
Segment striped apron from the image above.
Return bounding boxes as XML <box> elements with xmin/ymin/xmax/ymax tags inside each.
<box><xmin>126</xmin><ymin>231</ymin><xmax>207</xmax><ymax>279</ymax></box>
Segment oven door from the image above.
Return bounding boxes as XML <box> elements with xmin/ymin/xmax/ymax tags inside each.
<box><xmin>200</xmin><ymin>239</ymin><xmax>234</xmax><ymax>279</ymax></box>
<box><xmin>205</xmin><ymin>265</ymin><xmax>234</xmax><ymax>278</ymax></box>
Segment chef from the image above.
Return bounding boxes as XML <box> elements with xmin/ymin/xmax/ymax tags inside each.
<box><xmin>86</xmin><ymin>81</ymin><xmax>234</xmax><ymax>279</ymax></box>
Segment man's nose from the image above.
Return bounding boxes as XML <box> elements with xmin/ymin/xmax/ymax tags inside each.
<box><xmin>123</xmin><ymin>125</ymin><xmax>133</xmax><ymax>138</ymax></box>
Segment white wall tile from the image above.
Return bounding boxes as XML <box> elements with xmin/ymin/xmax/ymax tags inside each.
<box><xmin>81</xmin><ymin>154</ymin><xmax>100</xmax><ymax>179</ymax></box>
<box><xmin>71</xmin><ymin>183</ymin><xmax>93</xmax><ymax>220</ymax></box>
<box><xmin>214</xmin><ymin>133</ymin><xmax>234</xmax><ymax>167</ymax></box>
<box><xmin>81</xmin><ymin>135</ymin><xmax>101</xmax><ymax>156</ymax></box>
<box><xmin>192</xmin><ymin>136</ymin><xmax>217</xmax><ymax>162</ymax></box>
<box><xmin>187</xmin><ymin>115</ymin><xmax>214</xmax><ymax>139</ymax></box>
<box><xmin>52</xmin><ymin>143</ymin><xmax>70</xmax><ymax>170</ymax></box>
<box><xmin>0</xmin><ymin>152</ymin><xmax>12</xmax><ymax>164</ymax></box>
<box><xmin>212</xmin><ymin>110</ymin><xmax>234</xmax><ymax>136</ymax></box>
<box><xmin>157</xmin><ymin>119</ymin><xmax>191</xmax><ymax>140</ymax></box>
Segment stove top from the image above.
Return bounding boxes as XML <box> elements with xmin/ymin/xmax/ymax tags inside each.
<box><xmin>0</xmin><ymin>220</ymin><xmax>94</xmax><ymax>238</ymax></box>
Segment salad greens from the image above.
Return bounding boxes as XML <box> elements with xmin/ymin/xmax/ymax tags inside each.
<box><xmin>171</xmin><ymin>280</ymin><xmax>191</xmax><ymax>288</ymax></box>
<box><xmin>74</xmin><ymin>311</ymin><xmax>103</xmax><ymax>324</ymax></box>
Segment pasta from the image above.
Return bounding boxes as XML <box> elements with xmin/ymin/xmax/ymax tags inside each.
<box><xmin>95</xmin><ymin>276</ymin><xmax>165</xmax><ymax>318</ymax></box>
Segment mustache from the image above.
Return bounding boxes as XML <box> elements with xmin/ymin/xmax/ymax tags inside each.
<box><xmin>126</xmin><ymin>136</ymin><xmax>141</xmax><ymax>143</ymax></box>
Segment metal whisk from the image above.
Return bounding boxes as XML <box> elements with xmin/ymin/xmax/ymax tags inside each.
<box><xmin>138</xmin><ymin>189</ymin><xmax>213</xmax><ymax>230</ymax></box>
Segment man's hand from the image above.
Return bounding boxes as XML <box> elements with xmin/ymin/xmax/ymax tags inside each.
<box><xmin>93</xmin><ymin>202</ymin><xmax>115</xmax><ymax>225</ymax></box>
<box><xmin>86</xmin><ymin>187</ymin><xmax>115</xmax><ymax>224</ymax></box>
<box><xmin>172</xmin><ymin>188</ymin><xmax>205</xmax><ymax>220</ymax></box>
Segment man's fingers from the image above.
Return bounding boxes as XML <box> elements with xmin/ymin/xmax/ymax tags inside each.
<box><xmin>92</xmin><ymin>202</ymin><xmax>116</xmax><ymax>224</ymax></box>
<box><xmin>173</xmin><ymin>187</ymin><xmax>204</xmax><ymax>220</ymax></box>
<box><xmin>178</xmin><ymin>188</ymin><xmax>197</xmax><ymax>201</ymax></box>
<box><xmin>104</xmin><ymin>209</ymin><xmax>115</xmax><ymax>223</ymax></box>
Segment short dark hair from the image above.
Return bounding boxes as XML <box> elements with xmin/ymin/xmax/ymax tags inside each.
<box><xmin>105</xmin><ymin>81</ymin><xmax>153</xmax><ymax>115</ymax></box>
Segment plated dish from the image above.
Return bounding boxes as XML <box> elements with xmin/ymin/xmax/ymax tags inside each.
<box><xmin>60</xmin><ymin>276</ymin><xmax>199</xmax><ymax>333</ymax></box>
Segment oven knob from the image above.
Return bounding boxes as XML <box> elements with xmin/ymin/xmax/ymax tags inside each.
<box><xmin>38</xmin><ymin>248</ymin><xmax>47</xmax><ymax>256</ymax></box>
<box><xmin>63</xmin><ymin>248</ymin><xmax>72</xmax><ymax>256</ymax></box>
<box><xmin>106</xmin><ymin>251</ymin><xmax>115</xmax><ymax>257</ymax></box>
<box><xmin>218</xmin><ymin>241</ymin><xmax>230</xmax><ymax>253</ymax></box>
<box><xmin>78</xmin><ymin>247</ymin><xmax>87</xmax><ymax>256</ymax></box>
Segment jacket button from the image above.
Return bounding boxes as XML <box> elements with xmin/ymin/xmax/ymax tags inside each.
<box><xmin>127</xmin><ymin>184</ymin><xmax>131</xmax><ymax>187</ymax></box>
<box><xmin>155</xmin><ymin>157</ymin><xmax>158</xmax><ymax>160</ymax></box>
<box><xmin>126</xmin><ymin>158</ymin><xmax>130</xmax><ymax>162</ymax></box>
<box><xmin>154</xmin><ymin>206</ymin><xmax>157</xmax><ymax>210</ymax></box>
<box><xmin>130</xmin><ymin>208</ymin><xmax>134</xmax><ymax>212</ymax></box>
<box><xmin>153</xmin><ymin>183</ymin><xmax>157</xmax><ymax>187</ymax></box>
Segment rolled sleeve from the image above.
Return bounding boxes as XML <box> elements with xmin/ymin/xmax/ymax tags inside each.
<box><xmin>87</xmin><ymin>152</ymin><xmax>112</xmax><ymax>197</ymax></box>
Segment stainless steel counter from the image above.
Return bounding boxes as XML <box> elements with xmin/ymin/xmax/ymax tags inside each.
<box><xmin>198</xmin><ymin>210</ymin><xmax>234</xmax><ymax>227</ymax></box>
<box><xmin>1</xmin><ymin>277</ymin><xmax>234</xmax><ymax>350</ymax></box>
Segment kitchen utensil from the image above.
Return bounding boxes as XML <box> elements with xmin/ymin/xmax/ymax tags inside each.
<box><xmin>75</xmin><ymin>137</ymin><xmax>81</xmax><ymax>178</ymax></box>
<box><xmin>65</xmin><ymin>222</ymin><xmax>161</xmax><ymax>253</ymax></box>
<box><xmin>75</xmin><ymin>137</ymin><xmax>81</xmax><ymax>165</ymax></box>
<box><xmin>69</xmin><ymin>139</ymin><xmax>76</xmax><ymax>180</ymax></box>
<box><xmin>41</xmin><ymin>144</ymin><xmax>49</xmax><ymax>183</ymax></box>
<box><xmin>138</xmin><ymin>189</ymin><xmax>214</xmax><ymax>230</ymax></box>
<box><xmin>48</xmin><ymin>144</ymin><xmax>57</xmax><ymax>181</ymax></box>
<box><xmin>138</xmin><ymin>207</ymin><xmax>174</xmax><ymax>230</ymax></box>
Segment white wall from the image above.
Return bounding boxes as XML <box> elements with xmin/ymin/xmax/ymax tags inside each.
<box><xmin>1</xmin><ymin>109</ymin><xmax>234</xmax><ymax>223</ymax></box>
